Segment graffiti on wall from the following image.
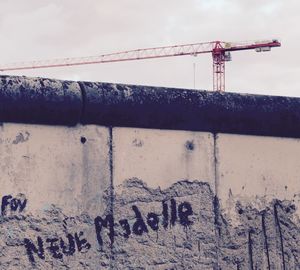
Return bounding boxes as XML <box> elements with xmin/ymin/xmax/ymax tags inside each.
<box><xmin>1</xmin><ymin>194</ymin><xmax>27</xmax><ymax>216</ymax></box>
<box><xmin>95</xmin><ymin>198</ymin><xmax>193</xmax><ymax>249</ymax></box>
<box><xmin>0</xmin><ymin>192</ymin><xmax>194</xmax><ymax>264</ymax></box>
<box><xmin>0</xmin><ymin>179</ymin><xmax>299</xmax><ymax>269</ymax></box>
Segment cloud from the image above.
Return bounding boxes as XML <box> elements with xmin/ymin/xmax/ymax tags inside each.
<box><xmin>0</xmin><ymin>0</ymin><xmax>298</xmax><ymax>96</ymax></box>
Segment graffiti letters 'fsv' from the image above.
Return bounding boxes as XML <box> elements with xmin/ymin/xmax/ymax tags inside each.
<box><xmin>1</xmin><ymin>194</ymin><xmax>27</xmax><ymax>216</ymax></box>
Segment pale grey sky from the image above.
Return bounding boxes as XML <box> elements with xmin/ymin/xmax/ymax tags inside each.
<box><xmin>0</xmin><ymin>0</ymin><xmax>298</xmax><ymax>96</ymax></box>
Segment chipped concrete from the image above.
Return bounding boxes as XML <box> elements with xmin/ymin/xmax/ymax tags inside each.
<box><xmin>216</xmin><ymin>134</ymin><xmax>300</xmax><ymax>218</ymax></box>
<box><xmin>0</xmin><ymin>123</ymin><xmax>112</xmax><ymax>269</ymax></box>
<box><xmin>112</xmin><ymin>179</ymin><xmax>217</xmax><ymax>270</ymax></box>
<box><xmin>111</xmin><ymin>129</ymin><xmax>300</xmax><ymax>269</ymax></box>
<box><xmin>0</xmin><ymin>125</ymin><xmax>299</xmax><ymax>269</ymax></box>
<box><xmin>0</xmin><ymin>124</ymin><xmax>299</xmax><ymax>269</ymax></box>
<box><xmin>0</xmin><ymin>178</ymin><xmax>298</xmax><ymax>269</ymax></box>
<box><xmin>215</xmin><ymin>198</ymin><xmax>300</xmax><ymax>269</ymax></box>
<box><xmin>12</xmin><ymin>131</ymin><xmax>30</xmax><ymax>144</ymax></box>
<box><xmin>0</xmin><ymin>208</ymin><xmax>109</xmax><ymax>269</ymax></box>
<box><xmin>111</xmin><ymin>180</ymin><xmax>300</xmax><ymax>269</ymax></box>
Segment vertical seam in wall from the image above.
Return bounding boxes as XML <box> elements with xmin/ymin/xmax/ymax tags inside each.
<box><xmin>213</xmin><ymin>133</ymin><xmax>220</xmax><ymax>268</ymax></box>
<box><xmin>77</xmin><ymin>82</ymin><xmax>86</xmax><ymax>123</ymax></box>
<box><xmin>261</xmin><ymin>211</ymin><xmax>271</xmax><ymax>270</ymax></box>
<box><xmin>108</xmin><ymin>126</ymin><xmax>114</xmax><ymax>270</ymax></box>
<box><xmin>213</xmin><ymin>133</ymin><xmax>219</xmax><ymax>200</ymax></box>
<box><xmin>248</xmin><ymin>230</ymin><xmax>254</xmax><ymax>270</ymax></box>
<box><xmin>274</xmin><ymin>201</ymin><xmax>286</xmax><ymax>270</ymax></box>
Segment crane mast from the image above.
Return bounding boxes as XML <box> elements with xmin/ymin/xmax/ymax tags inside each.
<box><xmin>0</xmin><ymin>39</ymin><xmax>281</xmax><ymax>92</ymax></box>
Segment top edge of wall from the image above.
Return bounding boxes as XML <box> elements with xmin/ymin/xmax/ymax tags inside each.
<box><xmin>0</xmin><ymin>74</ymin><xmax>299</xmax><ymax>138</ymax></box>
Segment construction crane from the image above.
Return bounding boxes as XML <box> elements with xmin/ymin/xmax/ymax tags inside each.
<box><xmin>0</xmin><ymin>39</ymin><xmax>281</xmax><ymax>91</ymax></box>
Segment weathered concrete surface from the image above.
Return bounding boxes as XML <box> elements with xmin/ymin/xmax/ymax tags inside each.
<box><xmin>111</xmin><ymin>129</ymin><xmax>300</xmax><ymax>269</ymax></box>
<box><xmin>3</xmin><ymin>75</ymin><xmax>300</xmax><ymax>138</ymax></box>
<box><xmin>0</xmin><ymin>76</ymin><xmax>299</xmax><ymax>269</ymax></box>
<box><xmin>112</xmin><ymin>128</ymin><xmax>215</xmax><ymax>269</ymax></box>
<box><xmin>113</xmin><ymin>179</ymin><xmax>216</xmax><ymax>270</ymax></box>
<box><xmin>215</xmin><ymin>199</ymin><xmax>300</xmax><ymax>269</ymax></box>
<box><xmin>216</xmin><ymin>134</ymin><xmax>300</xmax><ymax>217</ymax></box>
<box><xmin>79</xmin><ymin>81</ymin><xmax>300</xmax><ymax>138</ymax></box>
<box><xmin>0</xmin><ymin>126</ymin><xmax>299</xmax><ymax>269</ymax></box>
<box><xmin>0</xmin><ymin>123</ymin><xmax>111</xmax><ymax>269</ymax></box>
<box><xmin>110</xmin><ymin>180</ymin><xmax>300</xmax><ymax>269</ymax></box>
<box><xmin>0</xmin><ymin>76</ymin><xmax>81</xmax><ymax>125</ymax></box>
<box><xmin>0</xmin><ymin>123</ymin><xmax>110</xmax><ymax>216</ymax></box>
<box><xmin>215</xmin><ymin>133</ymin><xmax>300</xmax><ymax>269</ymax></box>
<box><xmin>113</xmin><ymin>128</ymin><xmax>215</xmax><ymax>189</ymax></box>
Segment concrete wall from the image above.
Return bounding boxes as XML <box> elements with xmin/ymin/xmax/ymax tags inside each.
<box><xmin>0</xmin><ymin>76</ymin><xmax>299</xmax><ymax>269</ymax></box>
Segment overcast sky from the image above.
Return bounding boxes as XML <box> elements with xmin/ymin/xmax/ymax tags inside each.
<box><xmin>0</xmin><ymin>0</ymin><xmax>298</xmax><ymax>96</ymax></box>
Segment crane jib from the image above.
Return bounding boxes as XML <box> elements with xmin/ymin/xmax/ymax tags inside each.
<box><xmin>0</xmin><ymin>39</ymin><xmax>281</xmax><ymax>92</ymax></box>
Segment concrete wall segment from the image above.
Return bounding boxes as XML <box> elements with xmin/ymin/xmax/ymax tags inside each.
<box><xmin>2</xmin><ymin>75</ymin><xmax>300</xmax><ymax>138</ymax></box>
<box><xmin>80</xmin><ymin>80</ymin><xmax>300</xmax><ymax>138</ymax></box>
<box><xmin>216</xmin><ymin>133</ymin><xmax>300</xmax><ymax>218</ymax></box>
<box><xmin>0</xmin><ymin>123</ymin><xmax>112</xmax><ymax>269</ymax></box>
<box><xmin>0</xmin><ymin>124</ymin><xmax>298</xmax><ymax>268</ymax></box>
<box><xmin>0</xmin><ymin>75</ymin><xmax>82</xmax><ymax>125</ymax></box>
<box><xmin>0</xmin><ymin>75</ymin><xmax>299</xmax><ymax>268</ymax></box>
<box><xmin>112</xmin><ymin>128</ymin><xmax>217</xmax><ymax>269</ymax></box>
<box><xmin>215</xmin><ymin>133</ymin><xmax>300</xmax><ymax>269</ymax></box>
<box><xmin>0</xmin><ymin>123</ymin><xmax>110</xmax><ymax>216</ymax></box>
<box><xmin>113</xmin><ymin>127</ymin><xmax>215</xmax><ymax>190</ymax></box>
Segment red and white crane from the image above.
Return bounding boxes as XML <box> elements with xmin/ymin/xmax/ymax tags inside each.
<box><xmin>0</xmin><ymin>39</ymin><xmax>281</xmax><ymax>91</ymax></box>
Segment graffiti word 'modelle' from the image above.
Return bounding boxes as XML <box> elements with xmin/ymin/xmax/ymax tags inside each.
<box><xmin>95</xmin><ymin>198</ymin><xmax>193</xmax><ymax>249</ymax></box>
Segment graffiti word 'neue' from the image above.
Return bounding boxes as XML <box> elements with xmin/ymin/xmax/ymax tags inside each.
<box><xmin>24</xmin><ymin>232</ymin><xmax>91</xmax><ymax>263</ymax></box>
